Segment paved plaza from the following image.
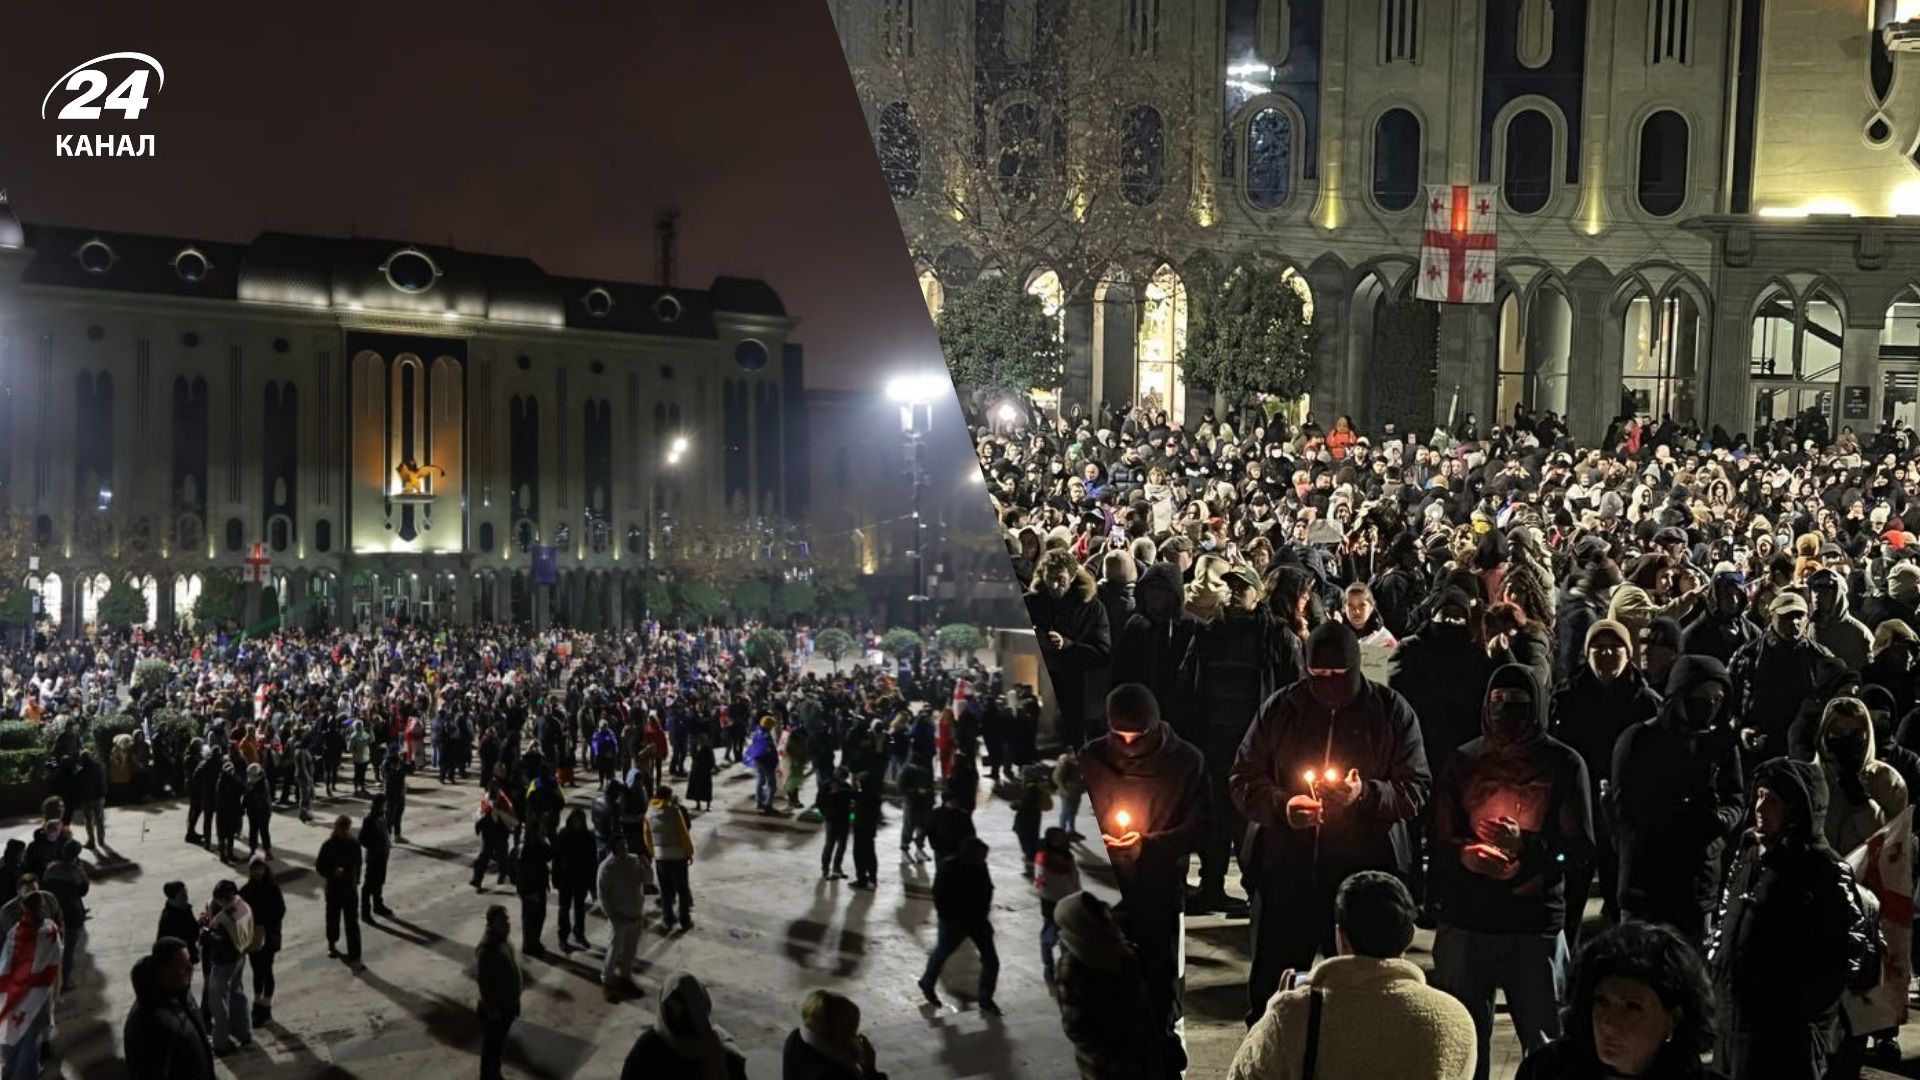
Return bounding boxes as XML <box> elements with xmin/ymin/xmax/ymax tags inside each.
<box><xmin>29</xmin><ymin>758</ymin><xmax>1920</xmax><ymax>1079</ymax></box>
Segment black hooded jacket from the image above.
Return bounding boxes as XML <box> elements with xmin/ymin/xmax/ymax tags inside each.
<box><xmin>1611</xmin><ymin>656</ymin><xmax>1745</xmax><ymax>933</ymax></box>
<box><xmin>1230</xmin><ymin>622</ymin><xmax>1432</xmax><ymax>882</ymax></box>
<box><xmin>123</xmin><ymin>953</ymin><xmax>215</xmax><ymax>1080</ymax></box>
<box><xmin>1430</xmin><ymin>664</ymin><xmax>1594</xmax><ymax>934</ymax></box>
<box><xmin>1389</xmin><ymin>618</ymin><xmax>1494</xmax><ymax>767</ymax></box>
<box><xmin>1549</xmin><ymin>664</ymin><xmax>1663</xmax><ymax>848</ymax></box>
<box><xmin>1078</xmin><ymin>721</ymin><xmax>1208</xmax><ymax>893</ymax></box>
<box><xmin>1113</xmin><ymin>563</ymin><xmax>1199</xmax><ymax>736</ymax></box>
<box><xmin>1708</xmin><ymin>758</ymin><xmax>1869</xmax><ymax>1027</ymax></box>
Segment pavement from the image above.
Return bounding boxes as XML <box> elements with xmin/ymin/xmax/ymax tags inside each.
<box><xmin>26</xmin><ymin>759</ymin><xmax>1920</xmax><ymax>1079</ymax></box>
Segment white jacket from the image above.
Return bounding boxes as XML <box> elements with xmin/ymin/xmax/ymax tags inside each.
<box><xmin>1228</xmin><ymin>956</ymin><xmax>1476</xmax><ymax>1080</ymax></box>
<box><xmin>597</xmin><ymin>852</ymin><xmax>648</xmax><ymax>923</ymax></box>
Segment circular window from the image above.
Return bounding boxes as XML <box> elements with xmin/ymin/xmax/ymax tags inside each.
<box><xmin>584</xmin><ymin>288</ymin><xmax>614</xmax><ymax>317</ymax></box>
<box><xmin>181</xmin><ymin>332</ymin><xmax>200</xmax><ymax>348</ymax></box>
<box><xmin>173</xmin><ymin>247</ymin><xmax>209</xmax><ymax>283</ymax></box>
<box><xmin>382</xmin><ymin>248</ymin><xmax>439</xmax><ymax>293</ymax></box>
<box><xmin>654</xmin><ymin>294</ymin><xmax>683</xmax><ymax>324</ymax></box>
<box><xmin>77</xmin><ymin>239</ymin><xmax>116</xmax><ymax>274</ymax></box>
<box><xmin>272</xmin><ymin>337</ymin><xmax>290</xmax><ymax>354</ymax></box>
<box><xmin>516</xmin><ymin>355</ymin><xmax>532</xmax><ymax>371</ymax></box>
<box><xmin>86</xmin><ymin>325</ymin><xmax>105</xmax><ymax>342</ymax></box>
<box><xmin>590</xmin><ymin>360</ymin><xmax>606</xmax><ymax>375</ymax></box>
<box><xmin>734</xmin><ymin>339</ymin><xmax>769</xmax><ymax>372</ymax></box>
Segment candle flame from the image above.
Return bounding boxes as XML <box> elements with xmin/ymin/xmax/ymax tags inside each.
<box><xmin>1114</xmin><ymin>809</ymin><xmax>1132</xmax><ymax>829</ymax></box>
<box><xmin>1324</xmin><ymin>767</ymin><xmax>1340</xmax><ymax>783</ymax></box>
<box><xmin>1302</xmin><ymin>770</ymin><xmax>1317</xmax><ymax>784</ymax></box>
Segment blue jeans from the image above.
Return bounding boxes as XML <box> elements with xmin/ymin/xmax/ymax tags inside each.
<box><xmin>754</xmin><ymin>763</ymin><xmax>777</xmax><ymax>808</ymax></box>
<box><xmin>921</xmin><ymin>918</ymin><xmax>999</xmax><ymax>1003</ymax></box>
<box><xmin>1039</xmin><ymin>899</ymin><xmax>1060</xmax><ymax>980</ymax></box>
<box><xmin>2</xmin><ymin>1007</ymin><xmax>46</xmax><ymax>1079</ymax></box>
<box><xmin>1056</xmin><ymin>790</ymin><xmax>1081</xmax><ymax>834</ymax></box>
<box><xmin>207</xmin><ymin>958</ymin><xmax>252</xmax><ymax>1048</ymax></box>
<box><xmin>1431</xmin><ymin>925</ymin><xmax>1566</xmax><ymax>1080</ymax></box>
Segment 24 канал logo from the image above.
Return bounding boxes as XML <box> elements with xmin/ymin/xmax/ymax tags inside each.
<box><xmin>43</xmin><ymin>52</ymin><xmax>164</xmax><ymax>158</ymax></box>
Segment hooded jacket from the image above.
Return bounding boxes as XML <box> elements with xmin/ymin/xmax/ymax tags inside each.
<box><xmin>1611</xmin><ymin>656</ymin><xmax>1745</xmax><ymax>937</ymax></box>
<box><xmin>1114</xmin><ymin>563</ymin><xmax>1200</xmax><ymax>736</ymax></box>
<box><xmin>1389</xmin><ymin>615</ymin><xmax>1494</xmax><ymax>768</ymax></box>
<box><xmin>1231</xmin><ymin>623</ymin><xmax>1432</xmax><ymax>881</ymax></box>
<box><xmin>1813</xmin><ymin>701</ymin><xmax>1907</xmax><ymax>856</ymax></box>
<box><xmin>123</xmin><ymin>953</ymin><xmax>215</xmax><ymax>1080</ymax></box>
<box><xmin>1053</xmin><ymin>893</ymin><xmax>1167</xmax><ymax>1080</ymax></box>
<box><xmin>1729</xmin><ymin>628</ymin><xmax>1840</xmax><ymax>754</ymax></box>
<box><xmin>1710</xmin><ymin>758</ymin><xmax>1869</xmax><ymax>1031</ymax></box>
<box><xmin>1078</xmin><ymin>720</ymin><xmax>1208</xmax><ymax>893</ymax></box>
<box><xmin>1811</xmin><ymin>577</ymin><xmax>1873</xmax><ymax>674</ymax></box>
<box><xmin>619</xmin><ymin>972</ymin><xmax>747</xmax><ymax>1080</ymax></box>
<box><xmin>1430</xmin><ymin>665</ymin><xmax>1594</xmax><ymax>935</ymax></box>
<box><xmin>1548</xmin><ymin>637</ymin><xmax>1662</xmax><ymax>850</ymax></box>
<box><xmin>1025</xmin><ymin>562</ymin><xmax>1113</xmax><ymax>730</ymax></box>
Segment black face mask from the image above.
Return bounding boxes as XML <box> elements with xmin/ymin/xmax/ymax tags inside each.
<box><xmin>1485</xmin><ymin>700</ymin><xmax>1535</xmax><ymax>743</ymax></box>
<box><xmin>1679</xmin><ymin>695</ymin><xmax>1719</xmax><ymax>730</ymax></box>
<box><xmin>1308</xmin><ymin>673</ymin><xmax>1357</xmax><ymax>710</ymax></box>
<box><xmin>1826</xmin><ymin>733</ymin><xmax>1870</xmax><ymax>772</ymax></box>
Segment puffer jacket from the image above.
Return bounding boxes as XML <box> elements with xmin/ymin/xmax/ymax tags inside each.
<box><xmin>646</xmin><ymin>796</ymin><xmax>694</xmax><ymax>861</ymax></box>
<box><xmin>1708</xmin><ymin>759</ymin><xmax>1870</xmax><ymax>1033</ymax></box>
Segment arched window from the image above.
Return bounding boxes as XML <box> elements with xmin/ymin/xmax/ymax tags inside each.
<box><xmin>1502</xmin><ymin>109</ymin><xmax>1555</xmax><ymax>214</ymax></box>
<box><xmin>1120</xmin><ymin>105</ymin><xmax>1165</xmax><ymax>206</ymax></box>
<box><xmin>997</xmin><ymin>102</ymin><xmax>1041</xmax><ymax>201</ymax></box>
<box><xmin>878</xmin><ymin>102</ymin><xmax>920</xmax><ymax>198</ymax></box>
<box><xmin>1137</xmin><ymin>264</ymin><xmax>1188</xmax><ymax>419</ymax></box>
<box><xmin>1372</xmin><ymin>109</ymin><xmax>1421</xmax><ymax>211</ymax></box>
<box><xmin>1246</xmin><ymin>107</ymin><xmax>1293</xmax><ymax>209</ymax></box>
<box><xmin>1749</xmin><ymin>286</ymin><xmax>1841</xmax><ymax>430</ymax></box>
<box><xmin>919</xmin><ymin>270</ymin><xmax>944</xmax><ymax>320</ymax></box>
<box><xmin>1495</xmin><ymin>288</ymin><xmax>1573</xmax><ymax>419</ymax></box>
<box><xmin>1027</xmin><ymin>270</ymin><xmax>1066</xmax><ymax>343</ymax></box>
<box><xmin>1622</xmin><ymin>291</ymin><xmax>1703</xmax><ymax>422</ymax></box>
<box><xmin>1636</xmin><ymin>110</ymin><xmax>1689</xmax><ymax>217</ymax></box>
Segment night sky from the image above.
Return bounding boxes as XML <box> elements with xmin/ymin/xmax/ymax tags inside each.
<box><xmin>0</xmin><ymin>1</ymin><xmax>943</xmax><ymax>390</ymax></box>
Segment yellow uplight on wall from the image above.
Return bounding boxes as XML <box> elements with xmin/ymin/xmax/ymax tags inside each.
<box><xmin>1756</xmin><ymin>197</ymin><xmax>1860</xmax><ymax>218</ymax></box>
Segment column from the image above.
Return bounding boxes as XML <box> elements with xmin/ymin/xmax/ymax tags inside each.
<box><xmin>608</xmin><ymin>573</ymin><xmax>624</xmax><ymax>632</ymax></box>
<box><xmin>1061</xmin><ymin>288</ymin><xmax>1095</xmax><ymax>412</ymax></box>
<box><xmin>1841</xmin><ymin>323</ymin><xmax>1881</xmax><ymax>432</ymax></box>
<box><xmin>1566</xmin><ymin>272</ymin><xmax>1614</xmax><ymax>445</ymax></box>
<box><xmin>533</xmin><ymin>581</ymin><xmax>550</xmax><ymax>632</ymax></box>
<box><xmin>1434</xmin><ymin>302</ymin><xmax>1496</xmax><ymax>430</ymax></box>
<box><xmin>156</xmin><ymin>574</ymin><xmax>175</xmax><ymax>634</ymax></box>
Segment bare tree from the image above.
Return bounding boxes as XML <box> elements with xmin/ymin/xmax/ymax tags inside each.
<box><xmin>862</xmin><ymin>4</ymin><xmax>1195</xmax><ymax>301</ymax></box>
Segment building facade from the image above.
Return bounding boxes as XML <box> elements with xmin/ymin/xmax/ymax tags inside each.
<box><xmin>0</xmin><ymin>202</ymin><xmax>807</xmax><ymax>634</ymax></box>
<box><xmin>836</xmin><ymin>0</ymin><xmax>1920</xmax><ymax>445</ymax></box>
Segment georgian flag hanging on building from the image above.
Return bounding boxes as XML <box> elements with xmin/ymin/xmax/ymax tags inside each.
<box><xmin>1417</xmin><ymin>184</ymin><xmax>1498</xmax><ymax>304</ymax></box>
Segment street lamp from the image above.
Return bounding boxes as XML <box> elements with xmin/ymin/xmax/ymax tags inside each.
<box><xmin>649</xmin><ymin>435</ymin><xmax>691</xmax><ymax>610</ymax></box>
<box><xmin>887</xmin><ymin>373</ymin><xmax>944</xmax><ymax>644</ymax></box>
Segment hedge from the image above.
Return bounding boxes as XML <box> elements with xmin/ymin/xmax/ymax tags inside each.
<box><xmin>152</xmin><ymin>710</ymin><xmax>199</xmax><ymax>752</ymax></box>
<box><xmin>0</xmin><ymin>749</ymin><xmax>44</xmax><ymax>786</ymax></box>
<box><xmin>0</xmin><ymin>721</ymin><xmax>43</xmax><ymax>751</ymax></box>
<box><xmin>91</xmin><ymin>714</ymin><xmax>141</xmax><ymax>759</ymax></box>
<box><xmin>133</xmin><ymin>659</ymin><xmax>173</xmax><ymax>695</ymax></box>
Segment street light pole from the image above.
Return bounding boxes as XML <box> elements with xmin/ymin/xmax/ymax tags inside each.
<box><xmin>887</xmin><ymin>374</ymin><xmax>945</xmax><ymax>647</ymax></box>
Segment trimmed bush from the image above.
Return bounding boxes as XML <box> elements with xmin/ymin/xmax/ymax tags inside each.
<box><xmin>91</xmin><ymin>713</ymin><xmax>140</xmax><ymax>760</ymax></box>
<box><xmin>153</xmin><ymin>710</ymin><xmax>199</xmax><ymax>753</ymax></box>
<box><xmin>0</xmin><ymin>749</ymin><xmax>44</xmax><ymax>786</ymax></box>
<box><xmin>0</xmin><ymin>721</ymin><xmax>45</xmax><ymax>752</ymax></box>
<box><xmin>815</xmin><ymin>627</ymin><xmax>857</xmax><ymax>671</ymax></box>
<box><xmin>133</xmin><ymin>658</ymin><xmax>172</xmax><ymax>695</ymax></box>
<box><xmin>745</xmin><ymin>627</ymin><xmax>788</xmax><ymax>669</ymax></box>
<box><xmin>936</xmin><ymin>623</ymin><xmax>988</xmax><ymax>661</ymax></box>
<box><xmin>880</xmin><ymin>627</ymin><xmax>923</xmax><ymax>659</ymax></box>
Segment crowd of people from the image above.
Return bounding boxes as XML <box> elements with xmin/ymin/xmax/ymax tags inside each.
<box><xmin>983</xmin><ymin>393</ymin><xmax>1920</xmax><ymax>1080</ymax></box>
<box><xmin>0</xmin><ymin>617</ymin><xmax>1081</xmax><ymax>1080</ymax></box>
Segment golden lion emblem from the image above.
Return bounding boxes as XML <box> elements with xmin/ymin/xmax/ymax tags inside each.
<box><xmin>396</xmin><ymin>460</ymin><xmax>446</xmax><ymax>495</ymax></box>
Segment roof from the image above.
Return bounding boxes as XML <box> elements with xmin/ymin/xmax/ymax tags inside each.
<box><xmin>10</xmin><ymin>223</ymin><xmax>786</xmax><ymax>340</ymax></box>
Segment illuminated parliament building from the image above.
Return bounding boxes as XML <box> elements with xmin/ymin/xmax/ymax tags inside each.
<box><xmin>0</xmin><ymin>195</ymin><xmax>810</xmax><ymax>634</ymax></box>
<box><xmin>838</xmin><ymin>0</ymin><xmax>1920</xmax><ymax>443</ymax></box>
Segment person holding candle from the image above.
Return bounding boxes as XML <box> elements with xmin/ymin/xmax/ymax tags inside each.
<box><xmin>1230</xmin><ymin>620</ymin><xmax>1432</xmax><ymax>1027</ymax></box>
<box><xmin>1429</xmin><ymin>663</ymin><xmax>1595</xmax><ymax>1080</ymax></box>
<box><xmin>1079</xmin><ymin>682</ymin><xmax>1208</xmax><ymax>1070</ymax></box>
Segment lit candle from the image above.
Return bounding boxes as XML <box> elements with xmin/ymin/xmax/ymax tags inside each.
<box><xmin>1323</xmin><ymin>767</ymin><xmax>1340</xmax><ymax>783</ymax></box>
<box><xmin>1301</xmin><ymin>769</ymin><xmax>1317</xmax><ymax>785</ymax></box>
<box><xmin>1113</xmin><ymin>809</ymin><xmax>1132</xmax><ymax>831</ymax></box>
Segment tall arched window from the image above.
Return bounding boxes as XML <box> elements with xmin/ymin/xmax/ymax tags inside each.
<box><xmin>997</xmin><ymin>102</ymin><xmax>1041</xmax><ymax>201</ymax></box>
<box><xmin>878</xmin><ymin>102</ymin><xmax>920</xmax><ymax>198</ymax></box>
<box><xmin>1137</xmin><ymin>264</ymin><xmax>1188</xmax><ymax>419</ymax></box>
<box><xmin>1495</xmin><ymin>287</ymin><xmax>1572</xmax><ymax>419</ymax></box>
<box><xmin>1622</xmin><ymin>291</ymin><xmax>1702</xmax><ymax>421</ymax></box>
<box><xmin>1372</xmin><ymin>109</ymin><xmax>1422</xmax><ymax>211</ymax></box>
<box><xmin>1120</xmin><ymin>105</ymin><xmax>1166</xmax><ymax>206</ymax></box>
<box><xmin>1749</xmin><ymin>285</ymin><xmax>1841</xmax><ymax>430</ymax></box>
<box><xmin>1636</xmin><ymin>110</ymin><xmax>1689</xmax><ymax>217</ymax></box>
<box><xmin>1246</xmin><ymin>107</ymin><xmax>1294</xmax><ymax>209</ymax></box>
<box><xmin>1027</xmin><ymin>270</ymin><xmax>1065</xmax><ymax>342</ymax></box>
<box><xmin>1503</xmin><ymin>108</ymin><xmax>1555</xmax><ymax>214</ymax></box>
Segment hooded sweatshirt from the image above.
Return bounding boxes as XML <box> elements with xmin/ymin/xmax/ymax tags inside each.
<box><xmin>618</xmin><ymin>971</ymin><xmax>743</xmax><ymax>1080</ymax></box>
<box><xmin>1814</xmin><ymin>701</ymin><xmax>1907</xmax><ymax>856</ymax></box>
<box><xmin>1611</xmin><ymin>656</ymin><xmax>1746</xmax><ymax>933</ymax></box>
<box><xmin>123</xmin><ymin>953</ymin><xmax>215</xmax><ymax>1080</ymax></box>
<box><xmin>1429</xmin><ymin>664</ymin><xmax>1594</xmax><ymax>934</ymax></box>
<box><xmin>1077</xmin><ymin>720</ymin><xmax>1208</xmax><ymax>892</ymax></box>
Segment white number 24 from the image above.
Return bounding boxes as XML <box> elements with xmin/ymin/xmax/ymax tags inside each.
<box><xmin>58</xmin><ymin>69</ymin><xmax>151</xmax><ymax>121</ymax></box>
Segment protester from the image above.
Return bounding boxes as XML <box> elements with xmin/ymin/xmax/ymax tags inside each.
<box><xmin>360</xmin><ymin>793</ymin><xmax>393</xmax><ymax>924</ymax></box>
<box><xmin>1051</xmin><ymin>890</ymin><xmax>1170</xmax><ymax>1079</ymax></box>
<box><xmin>552</xmin><ymin>807</ymin><xmax>597</xmax><ymax>953</ymax></box>
<box><xmin>618</xmin><ymin>971</ymin><xmax>748</xmax><ymax>1079</ymax></box>
<box><xmin>782</xmin><ymin>989</ymin><xmax>888</xmax><ymax>1080</ymax></box>
<box><xmin>474</xmin><ymin>904</ymin><xmax>521</xmax><ymax>1080</ymax></box>
<box><xmin>1515</xmin><ymin>920</ymin><xmax>1724</xmax><ymax>1080</ymax></box>
<box><xmin>598</xmin><ymin>833</ymin><xmax>649</xmax><ymax>1001</ymax></box>
<box><xmin>123</xmin><ymin>937</ymin><xmax>213</xmax><ymax>1080</ymax></box>
<box><xmin>315</xmin><ymin>814</ymin><xmax>362</xmax><ymax>965</ymax></box>
<box><xmin>1229</xmin><ymin>870</ymin><xmax>1475</xmax><ymax>1080</ymax></box>
<box><xmin>198</xmin><ymin>879</ymin><xmax>253</xmax><ymax>1054</ymax></box>
<box><xmin>918</xmin><ymin>837</ymin><xmax>1001</xmax><ymax>1016</ymax></box>
<box><xmin>238</xmin><ymin>855</ymin><xmax>284</xmax><ymax>1028</ymax></box>
<box><xmin>648</xmin><ymin>784</ymin><xmax>696</xmax><ymax>932</ymax></box>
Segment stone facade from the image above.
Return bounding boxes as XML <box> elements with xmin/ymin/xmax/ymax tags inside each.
<box><xmin>0</xmin><ymin>213</ymin><xmax>807</xmax><ymax>635</ymax></box>
<box><xmin>835</xmin><ymin>0</ymin><xmax>1920</xmax><ymax>445</ymax></box>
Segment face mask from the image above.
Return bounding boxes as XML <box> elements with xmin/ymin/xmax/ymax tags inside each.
<box><xmin>1827</xmin><ymin>733</ymin><xmax>1870</xmax><ymax>771</ymax></box>
<box><xmin>1308</xmin><ymin>673</ymin><xmax>1357</xmax><ymax>710</ymax></box>
<box><xmin>1485</xmin><ymin>700</ymin><xmax>1535</xmax><ymax>743</ymax></box>
<box><xmin>1679</xmin><ymin>694</ymin><xmax>1719</xmax><ymax>729</ymax></box>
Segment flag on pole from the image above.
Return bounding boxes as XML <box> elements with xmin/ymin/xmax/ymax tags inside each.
<box><xmin>1844</xmin><ymin>807</ymin><xmax>1913</xmax><ymax>1033</ymax></box>
<box><xmin>1416</xmin><ymin>184</ymin><xmax>1498</xmax><ymax>304</ymax></box>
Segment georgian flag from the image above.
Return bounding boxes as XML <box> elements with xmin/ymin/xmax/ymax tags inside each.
<box><xmin>0</xmin><ymin>918</ymin><xmax>61</xmax><ymax>1048</ymax></box>
<box><xmin>1416</xmin><ymin>184</ymin><xmax>1498</xmax><ymax>304</ymax></box>
<box><xmin>1844</xmin><ymin>807</ymin><xmax>1913</xmax><ymax>1033</ymax></box>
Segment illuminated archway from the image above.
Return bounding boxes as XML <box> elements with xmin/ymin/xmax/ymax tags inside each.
<box><xmin>1137</xmin><ymin>263</ymin><xmax>1188</xmax><ymax>419</ymax></box>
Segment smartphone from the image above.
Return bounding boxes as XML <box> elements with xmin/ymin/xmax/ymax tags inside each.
<box><xmin>1288</xmin><ymin>972</ymin><xmax>1312</xmax><ymax>990</ymax></box>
